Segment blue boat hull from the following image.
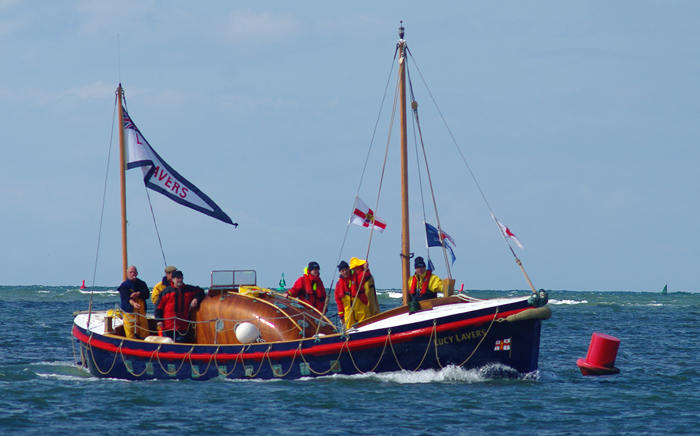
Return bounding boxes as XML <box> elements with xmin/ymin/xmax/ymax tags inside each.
<box><xmin>73</xmin><ymin>298</ymin><xmax>544</xmax><ymax>380</ymax></box>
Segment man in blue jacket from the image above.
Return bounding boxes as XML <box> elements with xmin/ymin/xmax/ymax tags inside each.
<box><xmin>117</xmin><ymin>265</ymin><xmax>150</xmax><ymax>339</ymax></box>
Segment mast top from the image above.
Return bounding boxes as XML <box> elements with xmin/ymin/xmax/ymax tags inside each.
<box><xmin>398</xmin><ymin>21</ymin><xmax>404</xmax><ymax>40</ymax></box>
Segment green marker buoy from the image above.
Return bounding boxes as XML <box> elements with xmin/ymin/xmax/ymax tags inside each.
<box><xmin>276</xmin><ymin>273</ymin><xmax>286</xmax><ymax>292</ymax></box>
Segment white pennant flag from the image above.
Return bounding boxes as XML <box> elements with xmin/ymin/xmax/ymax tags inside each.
<box><xmin>495</xmin><ymin>217</ymin><xmax>524</xmax><ymax>249</ymax></box>
<box><xmin>123</xmin><ymin>107</ymin><xmax>235</xmax><ymax>225</ymax></box>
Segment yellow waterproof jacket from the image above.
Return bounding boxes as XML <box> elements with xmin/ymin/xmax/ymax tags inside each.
<box><xmin>151</xmin><ymin>279</ymin><xmax>168</xmax><ymax>305</ymax></box>
<box><xmin>336</xmin><ymin>273</ymin><xmax>370</xmax><ymax>329</ymax></box>
<box><xmin>339</xmin><ymin>293</ymin><xmax>369</xmax><ymax>329</ymax></box>
<box><xmin>408</xmin><ymin>271</ymin><xmax>442</xmax><ymax>298</ymax></box>
<box><xmin>362</xmin><ymin>275</ymin><xmax>380</xmax><ymax>316</ymax></box>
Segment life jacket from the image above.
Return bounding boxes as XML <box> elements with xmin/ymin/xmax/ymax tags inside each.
<box><xmin>336</xmin><ymin>275</ymin><xmax>356</xmax><ymax>298</ymax></box>
<box><xmin>335</xmin><ymin>272</ymin><xmax>369</xmax><ymax>328</ymax></box>
<box><xmin>352</xmin><ymin>270</ymin><xmax>370</xmax><ymax>306</ymax></box>
<box><xmin>335</xmin><ymin>273</ymin><xmax>368</xmax><ymax>310</ymax></box>
<box><xmin>409</xmin><ymin>270</ymin><xmax>432</xmax><ymax>297</ymax></box>
<box><xmin>297</xmin><ymin>272</ymin><xmax>326</xmax><ymax>312</ymax></box>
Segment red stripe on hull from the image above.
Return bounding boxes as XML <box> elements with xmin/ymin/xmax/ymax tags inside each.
<box><xmin>72</xmin><ymin>305</ymin><xmax>528</xmax><ymax>362</ymax></box>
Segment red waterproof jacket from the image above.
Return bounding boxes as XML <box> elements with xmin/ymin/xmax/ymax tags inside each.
<box><xmin>334</xmin><ymin>272</ymin><xmax>369</xmax><ymax>317</ymax></box>
<box><xmin>154</xmin><ymin>284</ymin><xmax>205</xmax><ymax>332</ymax></box>
<box><xmin>288</xmin><ymin>273</ymin><xmax>326</xmax><ymax>313</ymax></box>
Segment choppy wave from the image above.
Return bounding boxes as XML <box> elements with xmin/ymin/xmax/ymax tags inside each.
<box><xmin>290</xmin><ymin>363</ymin><xmax>533</xmax><ymax>384</ymax></box>
<box><xmin>78</xmin><ymin>289</ymin><xmax>118</xmax><ymax>295</ymax></box>
<box><xmin>3</xmin><ymin>287</ymin><xmax>700</xmax><ymax>435</ymax></box>
<box><xmin>370</xmin><ymin>363</ymin><xmax>531</xmax><ymax>383</ymax></box>
<box><xmin>549</xmin><ymin>299</ymin><xmax>588</xmax><ymax>305</ymax></box>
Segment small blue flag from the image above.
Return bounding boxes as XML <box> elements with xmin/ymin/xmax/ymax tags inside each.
<box><xmin>425</xmin><ymin>222</ymin><xmax>457</xmax><ymax>265</ymax></box>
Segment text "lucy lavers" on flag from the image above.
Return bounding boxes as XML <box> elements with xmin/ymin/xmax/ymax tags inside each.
<box><xmin>123</xmin><ymin>106</ymin><xmax>235</xmax><ymax>225</ymax></box>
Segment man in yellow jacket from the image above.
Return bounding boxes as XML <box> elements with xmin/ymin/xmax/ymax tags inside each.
<box><xmin>151</xmin><ymin>265</ymin><xmax>177</xmax><ymax>306</ymax></box>
<box><xmin>349</xmin><ymin>257</ymin><xmax>380</xmax><ymax>316</ymax></box>
<box><xmin>408</xmin><ymin>256</ymin><xmax>442</xmax><ymax>302</ymax></box>
<box><xmin>334</xmin><ymin>260</ymin><xmax>368</xmax><ymax>329</ymax></box>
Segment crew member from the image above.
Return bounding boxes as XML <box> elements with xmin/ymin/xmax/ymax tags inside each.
<box><xmin>408</xmin><ymin>256</ymin><xmax>442</xmax><ymax>302</ymax></box>
<box><xmin>154</xmin><ymin>270</ymin><xmax>205</xmax><ymax>343</ymax></box>
<box><xmin>118</xmin><ymin>265</ymin><xmax>150</xmax><ymax>339</ymax></box>
<box><xmin>151</xmin><ymin>265</ymin><xmax>177</xmax><ymax>305</ymax></box>
<box><xmin>349</xmin><ymin>257</ymin><xmax>380</xmax><ymax>316</ymax></box>
<box><xmin>335</xmin><ymin>260</ymin><xmax>369</xmax><ymax>329</ymax></box>
<box><xmin>283</xmin><ymin>261</ymin><xmax>327</xmax><ymax>313</ymax></box>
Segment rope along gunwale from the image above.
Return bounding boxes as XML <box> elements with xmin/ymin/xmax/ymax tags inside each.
<box><xmin>75</xmin><ymin>303</ymin><xmax>524</xmax><ymax>378</ymax></box>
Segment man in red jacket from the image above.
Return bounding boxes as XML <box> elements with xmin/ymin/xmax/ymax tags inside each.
<box><xmin>154</xmin><ymin>270</ymin><xmax>205</xmax><ymax>343</ymax></box>
<box><xmin>283</xmin><ymin>261</ymin><xmax>327</xmax><ymax>313</ymax></box>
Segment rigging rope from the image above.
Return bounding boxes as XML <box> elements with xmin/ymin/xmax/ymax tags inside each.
<box><xmin>86</xmin><ymin>91</ymin><xmax>119</xmax><ymax>330</ymax></box>
<box><xmin>405</xmin><ymin>47</ymin><xmax>495</xmax><ymax>215</ymax></box>
<box><xmin>330</xmin><ymin>47</ymin><xmax>401</xmax><ymax>334</ymax></box>
<box><xmin>405</xmin><ymin>47</ymin><xmax>536</xmax><ymax>292</ymax></box>
<box><xmin>337</xmin><ymin>46</ymin><xmax>399</xmax><ymax>266</ymax></box>
<box><xmin>343</xmin><ymin>57</ymin><xmax>403</xmax><ymax>325</ymax></box>
<box><xmin>333</xmin><ymin>47</ymin><xmax>401</xmax><ymax>331</ymax></box>
<box><xmin>143</xmin><ymin>186</ymin><xmax>168</xmax><ymax>267</ymax></box>
<box><xmin>406</xmin><ymin>57</ymin><xmax>452</xmax><ymax>278</ymax></box>
<box><xmin>355</xmin><ymin>45</ymin><xmax>399</xmax><ymax>194</ymax></box>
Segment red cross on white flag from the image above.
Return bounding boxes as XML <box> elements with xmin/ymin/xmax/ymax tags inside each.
<box><xmin>351</xmin><ymin>197</ymin><xmax>387</xmax><ymax>232</ymax></box>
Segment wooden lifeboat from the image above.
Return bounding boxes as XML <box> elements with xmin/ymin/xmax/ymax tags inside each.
<box><xmin>192</xmin><ymin>271</ymin><xmax>338</xmax><ymax>345</ymax></box>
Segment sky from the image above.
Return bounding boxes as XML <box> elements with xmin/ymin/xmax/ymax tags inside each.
<box><xmin>1</xmin><ymin>1</ymin><xmax>699</xmax><ymax>292</ymax></box>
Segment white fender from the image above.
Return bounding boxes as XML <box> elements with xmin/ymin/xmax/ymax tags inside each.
<box><xmin>235</xmin><ymin>322</ymin><xmax>260</xmax><ymax>344</ymax></box>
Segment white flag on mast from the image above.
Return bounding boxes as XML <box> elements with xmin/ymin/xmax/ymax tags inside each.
<box><xmin>350</xmin><ymin>197</ymin><xmax>387</xmax><ymax>232</ymax></box>
<box><xmin>122</xmin><ymin>106</ymin><xmax>235</xmax><ymax>225</ymax></box>
<box><xmin>495</xmin><ymin>217</ymin><xmax>524</xmax><ymax>249</ymax></box>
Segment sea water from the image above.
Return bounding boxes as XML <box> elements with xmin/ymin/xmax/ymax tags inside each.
<box><xmin>0</xmin><ymin>286</ymin><xmax>698</xmax><ymax>435</ymax></box>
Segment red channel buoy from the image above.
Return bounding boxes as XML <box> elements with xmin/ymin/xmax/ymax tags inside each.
<box><xmin>80</xmin><ymin>279</ymin><xmax>86</xmax><ymax>290</ymax></box>
<box><xmin>576</xmin><ymin>332</ymin><xmax>621</xmax><ymax>376</ymax></box>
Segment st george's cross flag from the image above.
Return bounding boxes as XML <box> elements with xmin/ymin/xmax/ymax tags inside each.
<box><xmin>350</xmin><ymin>197</ymin><xmax>387</xmax><ymax>232</ymax></box>
<box><xmin>122</xmin><ymin>106</ymin><xmax>235</xmax><ymax>226</ymax></box>
<box><xmin>494</xmin><ymin>216</ymin><xmax>523</xmax><ymax>249</ymax></box>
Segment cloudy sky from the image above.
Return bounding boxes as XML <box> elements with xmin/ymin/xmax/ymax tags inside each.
<box><xmin>1</xmin><ymin>1</ymin><xmax>698</xmax><ymax>292</ymax></box>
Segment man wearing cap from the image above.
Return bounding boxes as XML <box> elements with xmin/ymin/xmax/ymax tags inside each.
<box><xmin>117</xmin><ymin>265</ymin><xmax>150</xmax><ymax>339</ymax></box>
<box><xmin>151</xmin><ymin>265</ymin><xmax>177</xmax><ymax>306</ymax></box>
<box><xmin>154</xmin><ymin>270</ymin><xmax>205</xmax><ymax>343</ymax></box>
<box><xmin>408</xmin><ymin>256</ymin><xmax>442</xmax><ymax>302</ymax></box>
<box><xmin>334</xmin><ymin>260</ymin><xmax>369</xmax><ymax>329</ymax></box>
<box><xmin>284</xmin><ymin>261</ymin><xmax>327</xmax><ymax>313</ymax></box>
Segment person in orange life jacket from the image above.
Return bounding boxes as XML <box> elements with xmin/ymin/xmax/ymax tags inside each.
<box><xmin>154</xmin><ymin>270</ymin><xmax>205</xmax><ymax>343</ymax></box>
<box><xmin>283</xmin><ymin>261</ymin><xmax>327</xmax><ymax>313</ymax></box>
<box><xmin>117</xmin><ymin>265</ymin><xmax>150</xmax><ymax>339</ymax></box>
<box><xmin>335</xmin><ymin>260</ymin><xmax>370</xmax><ymax>328</ymax></box>
<box><xmin>151</xmin><ymin>265</ymin><xmax>177</xmax><ymax>306</ymax></box>
<box><xmin>408</xmin><ymin>256</ymin><xmax>442</xmax><ymax>302</ymax></box>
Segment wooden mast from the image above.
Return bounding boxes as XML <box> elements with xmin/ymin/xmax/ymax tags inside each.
<box><xmin>399</xmin><ymin>24</ymin><xmax>411</xmax><ymax>306</ymax></box>
<box><xmin>117</xmin><ymin>84</ymin><xmax>128</xmax><ymax>281</ymax></box>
